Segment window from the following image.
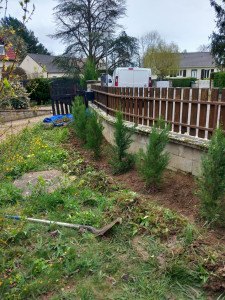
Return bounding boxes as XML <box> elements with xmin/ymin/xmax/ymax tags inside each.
<box><xmin>204</xmin><ymin>70</ymin><xmax>210</xmax><ymax>78</ymax></box>
<box><xmin>0</xmin><ymin>45</ymin><xmax>5</xmax><ymax>55</ymax></box>
<box><xmin>191</xmin><ymin>69</ymin><xmax>197</xmax><ymax>78</ymax></box>
<box><xmin>183</xmin><ymin>70</ymin><xmax>186</xmax><ymax>77</ymax></box>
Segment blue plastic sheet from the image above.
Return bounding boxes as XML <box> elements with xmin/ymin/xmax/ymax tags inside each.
<box><xmin>43</xmin><ymin>114</ymin><xmax>73</xmax><ymax>126</ymax></box>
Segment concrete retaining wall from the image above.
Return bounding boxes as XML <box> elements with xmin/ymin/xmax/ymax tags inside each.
<box><xmin>0</xmin><ymin>108</ymin><xmax>52</xmax><ymax>123</ymax></box>
<box><xmin>89</xmin><ymin>104</ymin><xmax>209</xmax><ymax>176</ymax></box>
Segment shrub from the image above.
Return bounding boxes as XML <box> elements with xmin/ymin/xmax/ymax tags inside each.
<box><xmin>108</xmin><ymin>111</ymin><xmax>136</xmax><ymax>174</ymax></box>
<box><xmin>0</xmin><ymin>81</ymin><xmax>30</xmax><ymax>110</ymax></box>
<box><xmin>197</xmin><ymin>126</ymin><xmax>225</xmax><ymax>224</ymax></box>
<box><xmin>81</xmin><ymin>58</ymin><xmax>98</xmax><ymax>88</ymax></box>
<box><xmin>86</xmin><ymin>111</ymin><xmax>104</xmax><ymax>158</ymax></box>
<box><xmin>72</xmin><ymin>96</ymin><xmax>88</xmax><ymax>142</ymax></box>
<box><xmin>214</xmin><ymin>72</ymin><xmax>225</xmax><ymax>92</ymax></box>
<box><xmin>26</xmin><ymin>78</ymin><xmax>50</xmax><ymax>105</ymax></box>
<box><xmin>136</xmin><ymin>119</ymin><xmax>170</xmax><ymax>190</ymax></box>
<box><xmin>165</xmin><ymin>77</ymin><xmax>196</xmax><ymax>87</ymax></box>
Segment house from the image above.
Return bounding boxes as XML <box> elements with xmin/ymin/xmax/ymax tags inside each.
<box><xmin>20</xmin><ymin>53</ymin><xmax>66</xmax><ymax>79</ymax></box>
<box><xmin>172</xmin><ymin>52</ymin><xmax>220</xmax><ymax>80</ymax></box>
<box><xmin>20</xmin><ymin>53</ymin><xmax>106</xmax><ymax>79</ymax></box>
<box><xmin>0</xmin><ymin>38</ymin><xmax>19</xmax><ymax>78</ymax></box>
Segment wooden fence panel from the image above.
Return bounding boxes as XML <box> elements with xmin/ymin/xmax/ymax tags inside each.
<box><xmin>167</xmin><ymin>88</ymin><xmax>174</xmax><ymax>128</ymax></box>
<box><xmin>122</xmin><ymin>88</ymin><xmax>126</xmax><ymax>113</ymax></box>
<box><xmin>149</xmin><ymin>88</ymin><xmax>154</xmax><ymax>126</ymax></box>
<box><xmin>90</xmin><ymin>85</ymin><xmax>225</xmax><ymax>141</ymax></box>
<box><xmin>155</xmin><ymin>88</ymin><xmax>160</xmax><ymax>123</ymax></box>
<box><xmin>208</xmin><ymin>88</ymin><xmax>219</xmax><ymax>138</ymax></box>
<box><xmin>134</xmin><ymin>88</ymin><xmax>138</xmax><ymax>124</ymax></box>
<box><xmin>190</xmin><ymin>88</ymin><xmax>199</xmax><ymax>136</ymax></box>
<box><xmin>182</xmin><ymin>88</ymin><xmax>190</xmax><ymax>134</ymax></box>
<box><xmin>174</xmin><ymin>88</ymin><xmax>181</xmax><ymax>132</ymax></box>
<box><xmin>198</xmin><ymin>88</ymin><xmax>208</xmax><ymax>138</ymax></box>
<box><xmin>139</xmin><ymin>88</ymin><xmax>143</xmax><ymax>124</ymax></box>
<box><xmin>130</xmin><ymin>88</ymin><xmax>134</xmax><ymax>122</ymax></box>
<box><xmin>143</xmin><ymin>88</ymin><xmax>148</xmax><ymax>126</ymax></box>
<box><xmin>125</xmin><ymin>88</ymin><xmax>130</xmax><ymax>121</ymax></box>
<box><xmin>161</xmin><ymin>88</ymin><xmax>167</xmax><ymax>120</ymax></box>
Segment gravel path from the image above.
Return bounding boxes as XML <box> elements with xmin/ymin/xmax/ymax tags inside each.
<box><xmin>0</xmin><ymin>113</ymin><xmax>52</xmax><ymax>142</ymax></box>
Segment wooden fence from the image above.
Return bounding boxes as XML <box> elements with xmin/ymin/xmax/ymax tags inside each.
<box><xmin>91</xmin><ymin>86</ymin><xmax>225</xmax><ymax>140</ymax></box>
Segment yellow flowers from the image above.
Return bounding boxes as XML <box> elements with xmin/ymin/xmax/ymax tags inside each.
<box><xmin>10</xmin><ymin>29</ymin><xmax>15</xmax><ymax>34</ymax></box>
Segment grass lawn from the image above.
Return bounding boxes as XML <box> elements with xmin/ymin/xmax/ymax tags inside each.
<box><xmin>0</xmin><ymin>123</ymin><xmax>224</xmax><ymax>299</ymax></box>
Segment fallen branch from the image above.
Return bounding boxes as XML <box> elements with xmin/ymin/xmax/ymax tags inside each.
<box><xmin>4</xmin><ymin>215</ymin><xmax>122</xmax><ymax>237</ymax></box>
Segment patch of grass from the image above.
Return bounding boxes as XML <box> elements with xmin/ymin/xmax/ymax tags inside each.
<box><xmin>0</xmin><ymin>121</ymin><xmax>223</xmax><ymax>299</ymax></box>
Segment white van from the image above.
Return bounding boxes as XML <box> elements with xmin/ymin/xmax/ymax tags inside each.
<box><xmin>112</xmin><ymin>67</ymin><xmax>151</xmax><ymax>88</ymax></box>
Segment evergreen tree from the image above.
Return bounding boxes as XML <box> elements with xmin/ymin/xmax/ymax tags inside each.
<box><xmin>81</xmin><ymin>58</ymin><xmax>98</xmax><ymax>88</ymax></box>
<box><xmin>210</xmin><ymin>0</ymin><xmax>225</xmax><ymax>69</ymax></box>
<box><xmin>108</xmin><ymin>111</ymin><xmax>136</xmax><ymax>174</ymax></box>
<box><xmin>86</xmin><ymin>111</ymin><xmax>104</xmax><ymax>158</ymax></box>
<box><xmin>136</xmin><ymin>119</ymin><xmax>170</xmax><ymax>190</ymax></box>
<box><xmin>197</xmin><ymin>126</ymin><xmax>225</xmax><ymax>224</ymax></box>
<box><xmin>0</xmin><ymin>16</ymin><xmax>50</xmax><ymax>59</ymax></box>
<box><xmin>72</xmin><ymin>96</ymin><xmax>87</xmax><ymax>143</ymax></box>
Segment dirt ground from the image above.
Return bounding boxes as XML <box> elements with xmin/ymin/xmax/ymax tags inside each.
<box><xmin>68</xmin><ymin>130</ymin><xmax>225</xmax><ymax>247</ymax></box>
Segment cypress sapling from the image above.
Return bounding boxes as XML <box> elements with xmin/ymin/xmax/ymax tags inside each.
<box><xmin>86</xmin><ymin>111</ymin><xmax>104</xmax><ymax>158</ymax></box>
<box><xmin>136</xmin><ymin>118</ymin><xmax>170</xmax><ymax>191</ymax></box>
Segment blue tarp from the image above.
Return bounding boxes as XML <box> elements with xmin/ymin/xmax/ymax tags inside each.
<box><xmin>43</xmin><ymin>114</ymin><xmax>73</xmax><ymax>126</ymax></box>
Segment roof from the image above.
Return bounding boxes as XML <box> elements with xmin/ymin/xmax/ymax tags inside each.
<box><xmin>0</xmin><ymin>37</ymin><xmax>18</xmax><ymax>61</ymax></box>
<box><xmin>27</xmin><ymin>53</ymin><xmax>65</xmax><ymax>73</ymax></box>
<box><xmin>180</xmin><ymin>52</ymin><xmax>216</xmax><ymax>68</ymax></box>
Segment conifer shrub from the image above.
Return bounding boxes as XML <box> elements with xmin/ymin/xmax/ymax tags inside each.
<box><xmin>136</xmin><ymin>119</ymin><xmax>170</xmax><ymax>191</ymax></box>
<box><xmin>72</xmin><ymin>96</ymin><xmax>87</xmax><ymax>143</ymax></box>
<box><xmin>108</xmin><ymin>111</ymin><xmax>136</xmax><ymax>174</ymax></box>
<box><xmin>197</xmin><ymin>126</ymin><xmax>225</xmax><ymax>224</ymax></box>
<box><xmin>86</xmin><ymin>111</ymin><xmax>104</xmax><ymax>158</ymax></box>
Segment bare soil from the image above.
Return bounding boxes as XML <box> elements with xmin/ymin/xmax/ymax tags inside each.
<box><xmin>68</xmin><ymin>130</ymin><xmax>225</xmax><ymax>247</ymax></box>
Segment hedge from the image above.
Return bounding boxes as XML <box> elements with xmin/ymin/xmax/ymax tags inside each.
<box><xmin>214</xmin><ymin>72</ymin><xmax>225</xmax><ymax>92</ymax></box>
<box><xmin>25</xmin><ymin>78</ymin><xmax>51</xmax><ymax>105</ymax></box>
<box><xmin>165</xmin><ymin>77</ymin><xmax>196</xmax><ymax>87</ymax></box>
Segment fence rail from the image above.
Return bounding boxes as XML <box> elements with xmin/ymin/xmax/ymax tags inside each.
<box><xmin>91</xmin><ymin>86</ymin><xmax>225</xmax><ymax>140</ymax></box>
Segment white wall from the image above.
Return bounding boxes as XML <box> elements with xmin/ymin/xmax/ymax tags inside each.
<box><xmin>20</xmin><ymin>55</ymin><xmax>47</xmax><ymax>79</ymax></box>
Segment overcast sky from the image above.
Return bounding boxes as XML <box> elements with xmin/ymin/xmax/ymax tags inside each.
<box><xmin>3</xmin><ymin>0</ymin><xmax>222</xmax><ymax>55</ymax></box>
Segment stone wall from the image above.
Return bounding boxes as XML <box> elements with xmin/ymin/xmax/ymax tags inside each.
<box><xmin>89</xmin><ymin>103</ymin><xmax>209</xmax><ymax>176</ymax></box>
<box><xmin>0</xmin><ymin>108</ymin><xmax>52</xmax><ymax>123</ymax></box>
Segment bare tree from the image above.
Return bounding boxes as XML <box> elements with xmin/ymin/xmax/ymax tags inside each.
<box><xmin>197</xmin><ymin>44</ymin><xmax>211</xmax><ymax>52</ymax></box>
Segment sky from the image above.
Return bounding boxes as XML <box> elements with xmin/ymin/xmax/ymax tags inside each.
<box><xmin>2</xmin><ymin>0</ymin><xmax>222</xmax><ymax>56</ymax></box>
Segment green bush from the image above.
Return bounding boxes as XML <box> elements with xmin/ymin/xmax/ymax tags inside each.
<box><xmin>26</xmin><ymin>78</ymin><xmax>51</xmax><ymax>105</ymax></box>
<box><xmin>108</xmin><ymin>111</ymin><xmax>136</xmax><ymax>174</ymax></box>
<box><xmin>81</xmin><ymin>58</ymin><xmax>98</xmax><ymax>88</ymax></box>
<box><xmin>197</xmin><ymin>126</ymin><xmax>225</xmax><ymax>225</ymax></box>
<box><xmin>136</xmin><ymin>119</ymin><xmax>170</xmax><ymax>190</ymax></box>
<box><xmin>86</xmin><ymin>111</ymin><xmax>104</xmax><ymax>158</ymax></box>
<box><xmin>72</xmin><ymin>96</ymin><xmax>88</xmax><ymax>142</ymax></box>
<box><xmin>165</xmin><ymin>77</ymin><xmax>196</xmax><ymax>87</ymax></box>
<box><xmin>214</xmin><ymin>72</ymin><xmax>225</xmax><ymax>92</ymax></box>
<box><xmin>11</xmin><ymin>97</ymin><xmax>28</xmax><ymax>109</ymax></box>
